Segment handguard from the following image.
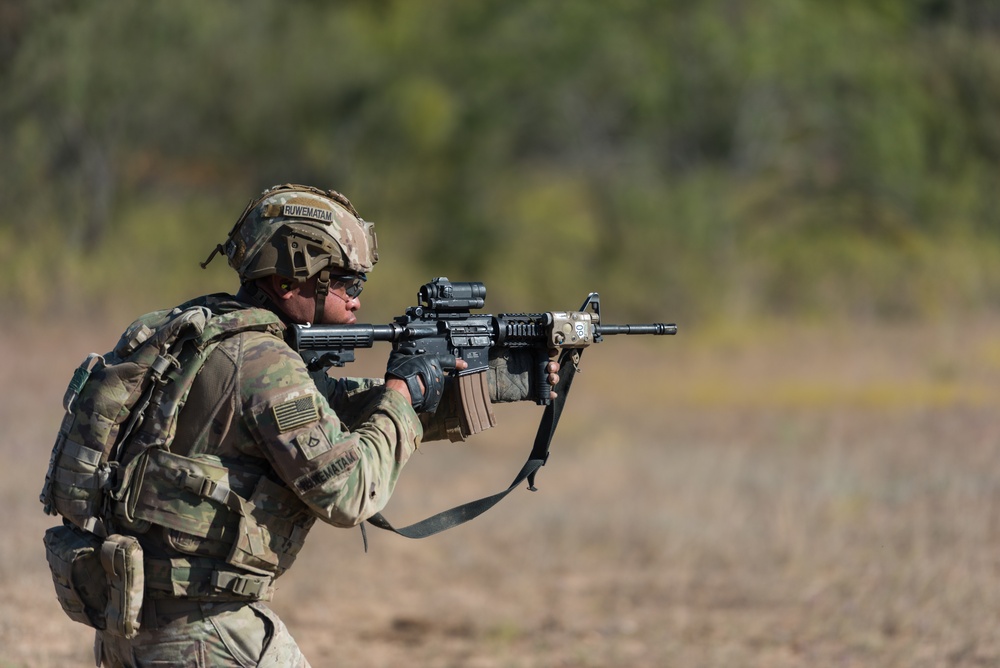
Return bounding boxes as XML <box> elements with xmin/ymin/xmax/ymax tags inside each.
<box><xmin>385</xmin><ymin>349</ymin><xmax>458</xmax><ymax>413</ymax></box>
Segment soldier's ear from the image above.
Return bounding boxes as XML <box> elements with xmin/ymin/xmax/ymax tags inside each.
<box><xmin>266</xmin><ymin>275</ymin><xmax>296</xmax><ymax>300</ymax></box>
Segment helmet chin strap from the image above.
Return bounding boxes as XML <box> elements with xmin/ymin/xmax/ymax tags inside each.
<box><xmin>239</xmin><ymin>280</ymin><xmax>300</xmax><ymax>328</ymax></box>
<box><xmin>313</xmin><ymin>268</ymin><xmax>331</xmax><ymax>324</ymax></box>
<box><xmin>242</xmin><ymin>280</ymin><xmax>276</xmax><ymax>309</ymax></box>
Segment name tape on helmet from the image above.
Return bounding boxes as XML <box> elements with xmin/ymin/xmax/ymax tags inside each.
<box><xmin>263</xmin><ymin>203</ymin><xmax>336</xmax><ymax>224</ymax></box>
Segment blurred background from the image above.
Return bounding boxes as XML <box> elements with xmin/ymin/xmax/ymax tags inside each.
<box><xmin>3</xmin><ymin>0</ymin><xmax>999</xmax><ymax>324</ymax></box>
<box><xmin>5</xmin><ymin>2</ymin><xmax>1000</xmax><ymax>667</ymax></box>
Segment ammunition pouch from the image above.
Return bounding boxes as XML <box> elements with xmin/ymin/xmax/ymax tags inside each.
<box><xmin>100</xmin><ymin>534</ymin><xmax>145</xmax><ymax>638</ymax></box>
<box><xmin>113</xmin><ymin>449</ymin><xmax>315</xmax><ymax>590</ymax></box>
<box><xmin>43</xmin><ymin>524</ymin><xmax>107</xmax><ymax>630</ymax></box>
<box><xmin>43</xmin><ymin>524</ymin><xmax>145</xmax><ymax>638</ymax></box>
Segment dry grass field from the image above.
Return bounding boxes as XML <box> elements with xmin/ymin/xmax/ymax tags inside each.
<box><xmin>4</xmin><ymin>315</ymin><xmax>1000</xmax><ymax>667</ymax></box>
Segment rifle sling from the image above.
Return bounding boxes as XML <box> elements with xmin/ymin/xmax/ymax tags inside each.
<box><xmin>362</xmin><ymin>348</ymin><xmax>581</xmax><ymax>546</ymax></box>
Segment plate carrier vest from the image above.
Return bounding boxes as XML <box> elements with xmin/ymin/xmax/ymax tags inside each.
<box><xmin>41</xmin><ymin>296</ymin><xmax>316</xmax><ymax>608</ymax></box>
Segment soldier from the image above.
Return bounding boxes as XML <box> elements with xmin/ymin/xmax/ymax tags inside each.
<box><xmin>86</xmin><ymin>184</ymin><xmax>560</xmax><ymax>667</ymax></box>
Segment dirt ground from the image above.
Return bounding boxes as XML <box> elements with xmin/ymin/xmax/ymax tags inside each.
<box><xmin>4</xmin><ymin>315</ymin><xmax>1000</xmax><ymax>667</ymax></box>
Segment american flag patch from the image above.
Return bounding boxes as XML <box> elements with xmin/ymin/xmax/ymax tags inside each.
<box><xmin>273</xmin><ymin>396</ymin><xmax>319</xmax><ymax>433</ymax></box>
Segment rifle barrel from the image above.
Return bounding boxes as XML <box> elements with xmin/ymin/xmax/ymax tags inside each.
<box><xmin>596</xmin><ymin>323</ymin><xmax>677</xmax><ymax>336</ymax></box>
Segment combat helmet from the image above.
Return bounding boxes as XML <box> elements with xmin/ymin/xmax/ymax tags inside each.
<box><xmin>202</xmin><ymin>184</ymin><xmax>378</xmax><ymax>322</ymax></box>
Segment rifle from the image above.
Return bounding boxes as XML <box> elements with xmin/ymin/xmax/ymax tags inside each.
<box><xmin>292</xmin><ymin>276</ymin><xmax>676</xmax><ymax>405</ymax></box>
<box><xmin>290</xmin><ymin>277</ymin><xmax>676</xmax><ymax>543</ymax></box>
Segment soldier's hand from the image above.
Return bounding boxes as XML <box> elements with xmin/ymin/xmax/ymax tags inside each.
<box><xmin>385</xmin><ymin>347</ymin><xmax>463</xmax><ymax>413</ymax></box>
<box><xmin>488</xmin><ymin>348</ymin><xmax>562</xmax><ymax>403</ymax></box>
<box><xmin>545</xmin><ymin>356</ymin><xmax>561</xmax><ymax>398</ymax></box>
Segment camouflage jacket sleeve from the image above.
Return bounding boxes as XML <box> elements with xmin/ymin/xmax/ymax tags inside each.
<box><xmin>310</xmin><ymin>368</ymin><xmax>470</xmax><ymax>443</ymax></box>
<box><xmin>238</xmin><ymin>332</ymin><xmax>423</xmax><ymax>527</ymax></box>
<box><xmin>308</xmin><ymin>359</ymin><xmax>532</xmax><ymax>443</ymax></box>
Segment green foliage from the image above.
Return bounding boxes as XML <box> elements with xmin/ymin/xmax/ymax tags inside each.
<box><xmin>1</xmin><ymin>0</ymin><xmax>999</xmax><ymax>321</ymax></box>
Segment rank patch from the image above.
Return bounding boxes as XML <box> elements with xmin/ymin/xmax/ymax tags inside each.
<box><xmin>273</xmin><ymin>396</ymin><xmax>319</xmax><ymax>433</ymax></box>
<box><xmin>296</xmin><ymin>430</ymin><xmax>332</xmax><ymax>460</ymax></box>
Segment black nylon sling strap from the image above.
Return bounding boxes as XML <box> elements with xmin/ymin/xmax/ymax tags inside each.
<box><xmin>362</xmin><ymin>348</ymin><xmax>582</xmax><ymax>545</ymax></box>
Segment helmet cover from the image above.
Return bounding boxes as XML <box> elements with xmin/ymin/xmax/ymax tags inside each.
<box><xmin>219</xmin><ymin>184</ymin><xmax>378</xmax><ymax>283</ymax></box>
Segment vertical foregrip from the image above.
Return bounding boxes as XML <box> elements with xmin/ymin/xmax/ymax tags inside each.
<box><xmin>535</xmin><ymin>348</ymin><xmax>552</xmax><ymax>406</ymax></box>
<box><xmin>495</xmin><ymin>315</ymin><xmax>553</xmax><ymax>406</ymax></box>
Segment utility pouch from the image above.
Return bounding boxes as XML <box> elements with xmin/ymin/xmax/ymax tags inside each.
<box><xmin>43</xmin><ymin>523</ymin><xmax>108</xmax><ymax>631</ymax></box>
<box><xmin>227</xmin><ymin>475</ymin><xmax>315</xmax><ymax>578</ymax></box>
<box><xmin>100</xmin><ymin>534</ymin><xmax>144</xmax><ymax>639</ymax></box>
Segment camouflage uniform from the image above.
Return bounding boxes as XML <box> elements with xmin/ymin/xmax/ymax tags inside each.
<box><xmin>97</xmin><ymin>600</ymin><xmax>307</xmax><ymax>667</ymax></box>
<box><xmin>94</xmin><ymin>293</ymin><xmax>433</xmax><ymax>666</ymax></box>
<box><xmin>48</xmin><ymin>185</ymin><xmax>528</xmax><ymax>666</ymax></box>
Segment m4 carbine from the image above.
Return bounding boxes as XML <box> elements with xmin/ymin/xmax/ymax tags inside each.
<box><xmin>291</xmin><ymin>277</ymin><xmax>676</xmax><ymax>542</ymax></box>
<box><xmin>291</xmin><ymin>277</ymin><xmax>676</xmax><ymax>405</ymax></box>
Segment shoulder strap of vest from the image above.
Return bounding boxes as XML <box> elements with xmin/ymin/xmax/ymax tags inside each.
<box><xmin>196</xmin><ymin>307</ymin><xmax>284</xmax><ymax>347</ymax></box>
<box><xmin>115</xmin><ymin>305</ymin><xmax>283</xmax><ymax>462</ymax></box>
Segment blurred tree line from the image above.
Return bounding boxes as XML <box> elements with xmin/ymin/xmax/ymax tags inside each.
<box><xmin>1</xmin><ymin>0</ymin><xmax>999</xmax><ymax>322</ymax></box>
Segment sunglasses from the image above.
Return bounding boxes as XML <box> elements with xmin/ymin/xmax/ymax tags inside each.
<box><xmin>328</xmin><ymin>273</ymin><xmax>366</xmax><ymax>298</ymax></box>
